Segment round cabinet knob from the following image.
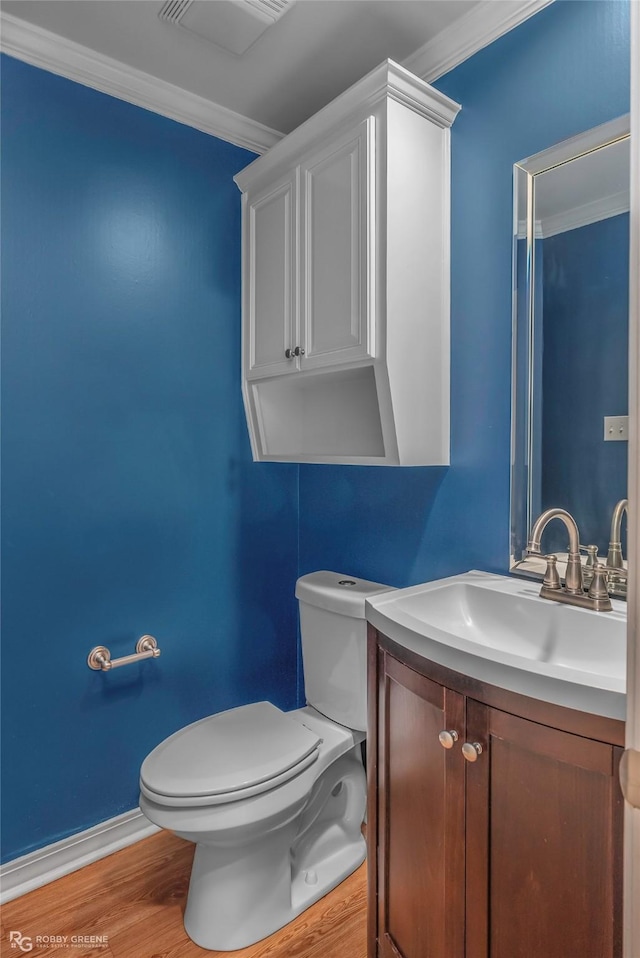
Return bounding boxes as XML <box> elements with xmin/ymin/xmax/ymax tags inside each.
<box><xmin>438</xmin><ymin>729</ymin><xmax>459</xmax><ymax>749</ymax></box>
<box><xmin>462</xmin><ymin>742</ymin><xmax>483</xmax><ymax>762</ymax></box>
<box><xmin>294</xmin><ymin>345</ymin><xmax>305</xmax><ymax>357</ymax></box>
<box><xmin>285</xmin><ymin>347</ymin><xmax>294</xmax><ymax>359</ymax></box>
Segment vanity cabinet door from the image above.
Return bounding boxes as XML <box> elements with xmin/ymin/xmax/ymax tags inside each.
<box><xmin>464</xmin><ymin>698</ymin><xmax>624</xmax><ymax>958</ymax></box>
<box><xmin>376</xmin><ymin>652</ymin><xmax>465</xmax><ymax>958</ymax></box>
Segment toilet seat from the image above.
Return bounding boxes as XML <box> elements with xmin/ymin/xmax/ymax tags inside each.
<box><xmin>140</xmin><ymin>701</ymin><xmax>322</xmax><ymax>807</ymax></box>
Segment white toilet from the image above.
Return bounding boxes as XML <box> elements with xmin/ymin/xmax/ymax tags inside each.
<box><xmin>139</xmin><ymin>571</ymin><xmax>393</xmax><ymax>951</ymax></box>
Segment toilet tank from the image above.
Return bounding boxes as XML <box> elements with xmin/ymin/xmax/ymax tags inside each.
<box><xmin>295</xmin><ymin>571</ymin><xmax>395</xmax><ymax>732</ymax></box>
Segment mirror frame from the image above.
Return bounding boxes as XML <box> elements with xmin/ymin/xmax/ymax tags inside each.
<box><xmin>509</xmin><ymin>114</ymin><xmax>631</xmax><ymax>579</ymax></box>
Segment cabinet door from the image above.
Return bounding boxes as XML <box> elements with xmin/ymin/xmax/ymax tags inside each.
<box><xmin>376</xmin><ymin>652</ymin><xmax>465</xmax><ymax>958</ymax></box>
<box><xmin>300</xmin><ymin>117</ymin><xmax>375</xmax><ymax>370</ymax></box>
<box><xmin>465</xmin><ymin>699</ymin><xmax>623</xmax><ymax>958</ymax></box>
<box><xmin>244</xmin><ymin>171</ymin><xmax>298</xmax><ymax>379</ymax></box>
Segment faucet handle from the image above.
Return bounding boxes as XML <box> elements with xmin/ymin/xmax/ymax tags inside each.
<box><xmin>542</xmin><ymin>554</ymin><xmax>561</xmax><ymax>591</ymax></box>
<box><xmin>525</xmin><ymin>547</ymin><xmax>562</xmax><ymax>590</ymax></box>
<box><xmin>579</xmin><ymin>544</ymin><xmax>599</xmax><ymax>569</ymax></box>
<box><xmin>587</xmin><ymin>563</ymin><xmax>613</xmax><ymax>610</ymax></box>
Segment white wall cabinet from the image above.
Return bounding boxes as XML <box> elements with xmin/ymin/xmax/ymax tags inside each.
<box><xmin>235</xmin><ymin>60</ymin><xmax>460</xmax><ymax>465</ymax></box>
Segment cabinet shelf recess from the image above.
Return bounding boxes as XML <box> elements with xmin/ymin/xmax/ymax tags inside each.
<box><xmin>247</xmin><ymin>365</ymin><xmax>386</xmax><ymax>462</ymax></box>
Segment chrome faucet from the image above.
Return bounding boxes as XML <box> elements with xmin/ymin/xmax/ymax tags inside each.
<box><xmin>606</xmin><ymin>498</ymin><xmax>628</xmax><ymax>571</ymax></box>
<box><xmin>527</xmin><ymin>507</ymin><xmax>612</xmax><ymax>612</ymax></box>
<box><xmin>528</xmin><ymin>507</ymin><xmax>583</xmax><ymax>593</ymax></box>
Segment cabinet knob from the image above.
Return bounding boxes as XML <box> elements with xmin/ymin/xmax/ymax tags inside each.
<box><xmin>294</xmin><ymin>345</ymin><xmax>305</xmax><ymax>357</ymax></box>
<box><xmin>462</xmin><ymin>742</ymin><xmax>483</xmax><ymax>762</ymax></box>
<box><xmin>438</xmin><ymin>729</ymin><xmax>459</xmax><ymax>749</ymax></box>
<box><xmin>285</xmin><ymin>347</ymin><xmax>295</xmax><ymax>360</ymax></box>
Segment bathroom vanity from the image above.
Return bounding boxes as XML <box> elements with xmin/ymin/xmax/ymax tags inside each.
<box><xmin>365</xmin><ymin>573</ymin><xmax>626</xmax><ymax>958</ymax></box>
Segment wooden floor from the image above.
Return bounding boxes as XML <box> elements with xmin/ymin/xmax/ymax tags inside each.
<box><xmin>0</xmin><ymin>832</ymin><xmax>367</xmax><ymax>958</ymax></box>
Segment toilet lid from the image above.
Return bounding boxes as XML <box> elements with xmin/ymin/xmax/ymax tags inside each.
<box><xmin>140</xmin><ymin>702</ymin><xmax>322</xmax><ymax>799</ymax></box>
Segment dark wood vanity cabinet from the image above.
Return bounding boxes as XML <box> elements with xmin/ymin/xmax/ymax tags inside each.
<box><xmin>367</xmin><ymin>628</ymin><xmax>625</xmax><ymax>958</ymax></box>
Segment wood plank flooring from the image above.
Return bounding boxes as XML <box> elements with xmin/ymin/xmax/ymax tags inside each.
<box><xmin>0</xmin><ymin>832</ymin><xmax>367</xmax><ymax>958</ymax></box>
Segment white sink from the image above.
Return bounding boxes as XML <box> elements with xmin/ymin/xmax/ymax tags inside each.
<box><xmin>365</xmin><ymin>571</ymin><xmax>626</xmax><ymax>720</ymax></box>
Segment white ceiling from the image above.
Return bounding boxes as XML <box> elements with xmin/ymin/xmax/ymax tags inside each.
<box><xmin>1</xmin><ymin>0</ymin><xmax>547</xmax><ymax>137</ymax></box>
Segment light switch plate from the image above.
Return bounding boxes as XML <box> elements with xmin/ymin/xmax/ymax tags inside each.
<box><xmin>604</xmin><ymin>415</ymin><xmax>629</xmax><ymax>441</ymax></box>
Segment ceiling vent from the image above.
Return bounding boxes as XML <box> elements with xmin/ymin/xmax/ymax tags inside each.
<box><xmin>158</xmin><ymin>0</ymin><xmax>295</xmax><ymax>56</ymax></box>
<box><xmin>158</xmin><ymin>0</ymin><xmax>194</xmax><ymax>25</ymax></box>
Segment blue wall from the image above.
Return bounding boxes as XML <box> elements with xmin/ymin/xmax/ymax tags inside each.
<box><xmin>541</xmin><ymin>213</ymin><xmax>629</xmax><ymax>554</ymax></box>
<box><xmin>0</xmin><ymin>56</ymin><xmax>298</xmax><ymax>862</ymax></box>
<box><xmin>0</xmin><ymin>0</ymin><xmax>631</xmax><ymax>863</ymax></box>
<box><xmin>300</xmin><ymin>0</ymin><xmax>630</xmax><ymax>586</ymax></box>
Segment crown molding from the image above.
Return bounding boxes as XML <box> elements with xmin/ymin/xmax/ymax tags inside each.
<box><xmin>516</xmin><ymin>188</ymin><xmax>631</xmax><ymax>240</ymax></box>
<box><xmin>402</xmin><ymin>0</ymin><xmax>555</xmax><ymax>83</ymax></box>
<box><xmin>541</xmin><ymin>190</ymin><xmax>630</xmax><ymax>238</ymax></box>
<box><xmin>0</xmin><ymin>2</ymin><xmax>554</xmax><ymax>155</ymax></box>
<box><xmin>234</xmin><ymin>59</ymin><xmax>460</xmax><ymax>193</ymax></box>
<box><xmin>0</xmin><ymin>11</ymin><xmax>282</xmax><ymax>155</ymax></box>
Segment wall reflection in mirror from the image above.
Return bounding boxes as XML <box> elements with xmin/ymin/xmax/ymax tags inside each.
<box><xmin>510</xmin><ymin>117</ymin><xmax>630</xmax><ymax>595</ymax></box>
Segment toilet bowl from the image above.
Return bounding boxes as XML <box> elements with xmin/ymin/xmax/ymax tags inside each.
<box><xmin>140</xmin><ymin>571</ymin><xmax>393</xmax><ymax>951</ymax></box>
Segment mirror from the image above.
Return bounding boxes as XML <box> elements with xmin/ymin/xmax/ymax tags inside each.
<box><xmin>510</xmin><ymin>116</ymin><xmax>630</xmax><ymax>590</ymax></box>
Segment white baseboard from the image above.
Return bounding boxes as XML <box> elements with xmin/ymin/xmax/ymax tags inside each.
<box><xmin>0</xmin><ymin>809</ymin><xmax>160</xmax><ymax>904</ymax></box>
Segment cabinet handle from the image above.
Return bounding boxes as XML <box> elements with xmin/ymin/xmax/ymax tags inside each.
<box><xmin>294</xmin><ymin>345</ymin><xmax>305</xmax><ymax>357</ymax></box>
<box><xmin>438</xmin><ymin>729</ymin><xmax>459</xmax><ymax>749</ymax></box>
<box><xmin>462</xmin><ymin>742</ymin><xmax>483</xmax><ymax>762</ymax></box>
<box><xmin>285</xmin><ymin>348</ymin><xmax>295</xmax><ymax>360</ymax></box>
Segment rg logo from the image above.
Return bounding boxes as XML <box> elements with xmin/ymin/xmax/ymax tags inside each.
<box><xmin>9</xmin><ymin>931</ymin><xmax>33</xmax><ymax>952</ymax></box>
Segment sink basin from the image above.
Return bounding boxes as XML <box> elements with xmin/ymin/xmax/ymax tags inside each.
<box><xmin>365</xmin><ymin>571</ymin><xmax>626</xmax><ymax>719</ymax></box>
